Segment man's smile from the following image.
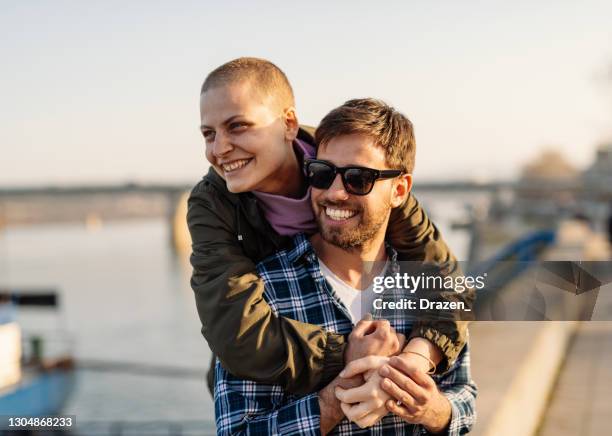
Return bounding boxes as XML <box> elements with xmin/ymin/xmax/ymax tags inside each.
<box><xmin>324</xmin><ymin>206</ymin><xmax>358</xmax><ymax>222</ymax></box>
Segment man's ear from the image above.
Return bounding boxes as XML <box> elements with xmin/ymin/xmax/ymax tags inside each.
<box><xmin>391</xmin><ymin>174</ymin><xmax>413</xmax><ymax>208</ymax></box>
<box><xmin>283</xmin><ymin>107</ymin><xmax>299</xmax><ymax>142</ymax></box>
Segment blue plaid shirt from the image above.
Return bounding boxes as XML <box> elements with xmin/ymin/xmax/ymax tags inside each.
<box><xmin>215</xmin><ymin>234</ymin><xmax>477</xmax><ymax>435</ymax></box>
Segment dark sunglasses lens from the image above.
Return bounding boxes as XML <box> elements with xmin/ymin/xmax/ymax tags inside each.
<box><xmin>307</xmin><ymin>162</ymin><xmax>336</xmax><ymax>189</ymax></box>
<box><xmin>344</xmin><ymin>169</ymin><xmax>375</xmax><ymax>195</ymax></box>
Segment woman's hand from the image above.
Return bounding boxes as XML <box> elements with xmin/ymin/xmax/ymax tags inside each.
<box><xmin>336</xmin><ymin>356</ymin><xmax>392</xmax><ymax>428</ymax></box>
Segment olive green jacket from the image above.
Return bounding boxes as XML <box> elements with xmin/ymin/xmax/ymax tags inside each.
<box><xmin>188</xmin><ymin>128</ymin><xmax>469</xmax><ymax>395</ymax></box>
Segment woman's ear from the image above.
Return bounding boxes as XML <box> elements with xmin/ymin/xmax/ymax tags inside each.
<box><xmin>284</xmin><ymin>107</ymin><xmax>299</xmax><ymax>142</ymax></box>
<box><xmin>391</xmin><ymin>174</ymin><xmax>413</xmax><ymax>208</ymax></box>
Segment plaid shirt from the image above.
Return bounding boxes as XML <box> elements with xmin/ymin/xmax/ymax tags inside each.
<box><xmin>215</xmin><ymin>234</ymin><xmax>477</xmax><ymax>435</ymax></box>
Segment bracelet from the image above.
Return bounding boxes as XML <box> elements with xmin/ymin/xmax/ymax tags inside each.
<box><xmin>402</xmin><ymin>351</ymin><xmax>437</xmax><ymax>375</ymax></box>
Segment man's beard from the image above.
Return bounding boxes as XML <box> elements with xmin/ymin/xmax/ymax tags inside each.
<box><xmin>316</xmin><ymin>200</ymin><xmax>390</xmax><ymax>250</ymax></box>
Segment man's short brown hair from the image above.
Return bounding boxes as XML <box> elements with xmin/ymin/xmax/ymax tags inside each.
<box><xmin>200</xmin><ymin>57</ymin><xmax>295</xmax><ymax>111</ymax></box>
<box><xmin>315</xmin><ymin>98</ymin><xmax>416</xmax><ymax>173</ymax></box>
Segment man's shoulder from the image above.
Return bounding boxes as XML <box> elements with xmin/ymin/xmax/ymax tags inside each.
<box><xmin>255</xmin><ymin>234</ymin><xmax>311</xmax><ymax>275</ymax></box>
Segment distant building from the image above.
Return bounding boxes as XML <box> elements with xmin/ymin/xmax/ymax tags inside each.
<box><xmin>520</xmin><ymin>149</ymin><xmax>578</xmax><ymax>182</ymax></box>
<box><xmin>582</xmin><ymin>142</ymin><xmax>612</xmax><ymax>197</ymax></box>
<box><xmin>495</xmin><ymin>144</ymin><xmax>611</xmax><ymax>231</ymax></box>
<box><xmin>513</xmin><ymin>149</ymin><xmax>579</xmax><ymax>219</ymax></box>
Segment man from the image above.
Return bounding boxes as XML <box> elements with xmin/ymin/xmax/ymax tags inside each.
<box><xmin>214</xmin><ymin>98</ymin><xmax>476</xmax><ymax>434</ymax></box>
<box><xmin>189</xmin><ymin>57</ymin><xmax>471</xmax><ymax>396</ymax></box>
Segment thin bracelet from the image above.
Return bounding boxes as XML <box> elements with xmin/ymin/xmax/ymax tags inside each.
<box><xmin>402</xmin><ymin>351</ymin><xmax>436</xmax><ymax>375</ymax></box>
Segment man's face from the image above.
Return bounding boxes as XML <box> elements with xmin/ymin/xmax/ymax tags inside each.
<box><xmin>311</xmin><ymin>134</ymin><xmax>400</xmax><ymax>250</ymax></box>
<box><xmin>199</xmin><ymin>81</ymin><xmax>294</xmax><ymax>193</ymax></box>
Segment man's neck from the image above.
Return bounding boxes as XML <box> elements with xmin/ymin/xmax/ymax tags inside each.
<box><xmin>311</xmin><ymin>231</ymin><xmax>388</xmax><ymax>289</ymax></box>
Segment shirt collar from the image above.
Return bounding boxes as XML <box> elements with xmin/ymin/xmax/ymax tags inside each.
<box><xmin>287</xmin><ymin>233</ymin><xmax>315</xmax><ymax>265</ymax></box>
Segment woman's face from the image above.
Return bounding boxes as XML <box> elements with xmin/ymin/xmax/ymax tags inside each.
<box><xmin>199</xmin><ymin>81</ymin><xmax>296</xmax><ymax>193</ymax></box>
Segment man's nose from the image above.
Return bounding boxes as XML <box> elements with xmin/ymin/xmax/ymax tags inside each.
<box><xmin>324</xmin><ymin>174</ymin><xmax>350</xmax><ymax>201</ymax></box>
<box><xmin>212</xmin><ymin>131</ymin><xmax>233</xmax><ymax>157</ymax></box>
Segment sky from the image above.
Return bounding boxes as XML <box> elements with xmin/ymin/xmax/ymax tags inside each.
<box><xmin>1</xmin><ymin>0</ymin><xmax>611</xmax><ymax>186</ymax></box>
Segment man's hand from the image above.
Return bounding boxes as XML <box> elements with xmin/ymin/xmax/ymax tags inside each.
<box><xmin>379</xmin><ymin>355</ymin><xmax>452</xmax><ymax>434</ymax></box>
<box><xmin>335</xmin><ymin>356</ymin><xmax>392</xmax><ymax>428</ymax></box>
<box><xmin>318</xmin><ymin>375</ymin><xmax>363</xmax><ymax>435</ymax></box>
<box><xmin>344</xmin><ymin>315</ymin><xmax>405</xmax><ymax>363</ymax></box>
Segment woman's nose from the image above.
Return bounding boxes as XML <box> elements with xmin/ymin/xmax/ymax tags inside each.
<box><xmin>212</xmin><ymin>131</ymin><xmax>233</xmax><ymax>157</ymax></box>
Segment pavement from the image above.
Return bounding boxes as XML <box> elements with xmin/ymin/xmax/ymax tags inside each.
<box><xmin>467</xmin><ymin>220</ymin><xmax>611</xmax><ymax>435</ymax></box>
<box><xmin>469</xmin><ymin>321</ymin><xmax>576</xmax><ymax>436</ymax></box>
<box><xmin>537</xmin><ymin>321</ymin><xmax>612</xmax><ymax>436</ymax></box>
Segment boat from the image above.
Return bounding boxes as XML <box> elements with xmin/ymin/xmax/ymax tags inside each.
<box><xmin>0</xmin><ymin>291</ymin><xmax>76</xmax><ymax>416</ymax></box>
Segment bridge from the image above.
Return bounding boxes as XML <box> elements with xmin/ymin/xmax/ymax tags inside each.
<box><xmin>0</xmin><ymin>180</ymin><xmax>514</xmax><ymax>198</ymax></box>
<box><xmin>0</xmin><ymin>180</ymin><xmax>524</xmax><ymax>254</ymax></box>
<box><xmin>0</xmin><ymin>183</ymin><xmax>191</xmax><ymax>198</ymax></box>
<box><xmin>0</xmin><ymin>181</ymin><xmax>513</xmax><ymax>252</ymax></box>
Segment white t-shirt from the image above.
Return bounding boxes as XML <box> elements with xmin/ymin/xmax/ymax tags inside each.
<box><xmin>319</xmin><ymin>258</ymin><xmax>389</xmax><ymax>324</ymax></box>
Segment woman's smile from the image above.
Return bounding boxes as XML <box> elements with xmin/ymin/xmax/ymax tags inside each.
<box><xmin>221</xmin><ymin>158</ymin><xmax>253</xmax><ymax>173</ymax></box>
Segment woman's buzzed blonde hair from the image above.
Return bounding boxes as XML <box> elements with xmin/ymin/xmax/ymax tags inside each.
<box><xmin>201</xmin><ymin>57</ymin><xmax>295</xmax><ymax>111</ymax></box>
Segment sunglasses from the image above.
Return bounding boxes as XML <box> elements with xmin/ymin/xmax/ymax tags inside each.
<box><xmin>304</xmin><ymin>159</ymin><xmax>403</xmax><ymax>196</ymax></box>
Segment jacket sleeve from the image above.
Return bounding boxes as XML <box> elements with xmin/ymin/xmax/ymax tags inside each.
<box><xmin>387</xmin><ymin>193</ymin><xmax>473</xmax><ymax>372</ymax></box>
<box><xmin>187</xmin><ymin>180</ymin><xmax>345</xmax><ymax>395</ymax></box>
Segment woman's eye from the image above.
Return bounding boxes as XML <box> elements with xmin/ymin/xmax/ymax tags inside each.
<box><xmin>202</xmin><ymin>130</ymin><xmax>215</xmax><ymax>141</ymax></box>
<box><xmin>230</xmin><ymin>122</ymin><xmax>247</xmax><ymax>132</ymax></box>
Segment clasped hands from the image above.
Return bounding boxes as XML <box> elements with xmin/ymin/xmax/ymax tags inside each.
<box><xmin>335</xmin><ymin>315</ymin><xmax>450</xmax><ymax>432</ymax></box>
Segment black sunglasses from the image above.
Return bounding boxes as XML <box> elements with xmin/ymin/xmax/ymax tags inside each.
<box><xmin>304</xmin><ymin>159</ymin><xmax>403</xmax><ymax>196</ymax></box>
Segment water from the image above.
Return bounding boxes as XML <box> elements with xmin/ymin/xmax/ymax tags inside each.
<box><xmin>1</xmin><ymin>219</ymin><xmax>215</xmax><ymax>428</ymax></box>
<box><xmin>0</xmin><ymin>193</ymin><xmax>475</xmax><ymax>430</ymax></box>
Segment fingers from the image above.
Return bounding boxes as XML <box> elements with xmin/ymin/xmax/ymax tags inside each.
<box><xmin>372</xmin><ymin>319</ymin><xmax>391</xmax><ymax>339</ymax></box>
<box><xmin>389</xmin><ymin>356</ymin><xmax>435</xmax><ymax>388</ymax></box>
<box><xmin>340</xmin><ymin>401</ymin><xmax>353</xmax><ymax>420</ymax></box>
<box><xmin>336</xmin><ymin>375</ymin><xmax>364</xmax><ymax>390</ymax></box>
<box><xmin>385</xmin><ymin>399</ymin><xmax>418</xmax><ymax>422</ymax></box>
<box><xmin>335</xmin><ymin>381</ymin><xmax>376</xmax><ymax>404</ymax></box>
<box><xmin>396</xmin><ymin>332</ymin><xmax>406</xmax><ymax>351</ymax></box>
<box><xmin>363</xmin><ymin>368</ymin><xmax>378</xmax><ymax>381</ymax></box>
<box><xmin>380</xmin><ymin>364</ymin><xmax>428</xmax><ymax>404</ymax></box>
<box><xmin>351</xmin><ymin>314</ymin><xmax>374</xmax><ymax>338</ymax></box>
<box><xmin>353</xmin><ymin>405</ymin><xmax>388</xmax><ymax>428</ymax></box>
<box><xmin>380</xmin><ymin>376</ymin><xmax>418</xmax><ymax>410</ymax></box>
<box><xmin>372</xmin><ymin>320</ymin><xmax>400</xmax><ymax>354</ymax></box>
<box><xmin>388</xmin><ymin>326</ymin><xmax>400</xmax><ymax>354</ymax></box>
<box><xmin>340</xmin><ymin>355</ymin><xmax>388</xmax><ymax>378</ymax></box>
<box><xmin>341</xmin><ymin>400</ymin><xmax>376</xmax><ymax>423</ymax></box>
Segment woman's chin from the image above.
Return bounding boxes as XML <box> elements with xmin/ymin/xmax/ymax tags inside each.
<box><xmin>225</xmin><ymin>177</ymin><xmax>254</xmax><ymax>193</ymax></box>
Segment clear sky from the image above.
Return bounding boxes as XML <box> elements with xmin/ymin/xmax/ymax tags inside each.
<box><xmin>1</xmin><ymin>0</ymin><xmax>611</xmax><ymax>186</ymax></box>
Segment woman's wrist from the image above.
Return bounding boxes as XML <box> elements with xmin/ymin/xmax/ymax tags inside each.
<box><xmin>402</xmin><ymin>337</ymin><xmax>442</xmax><ymax>368</ymax></box>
